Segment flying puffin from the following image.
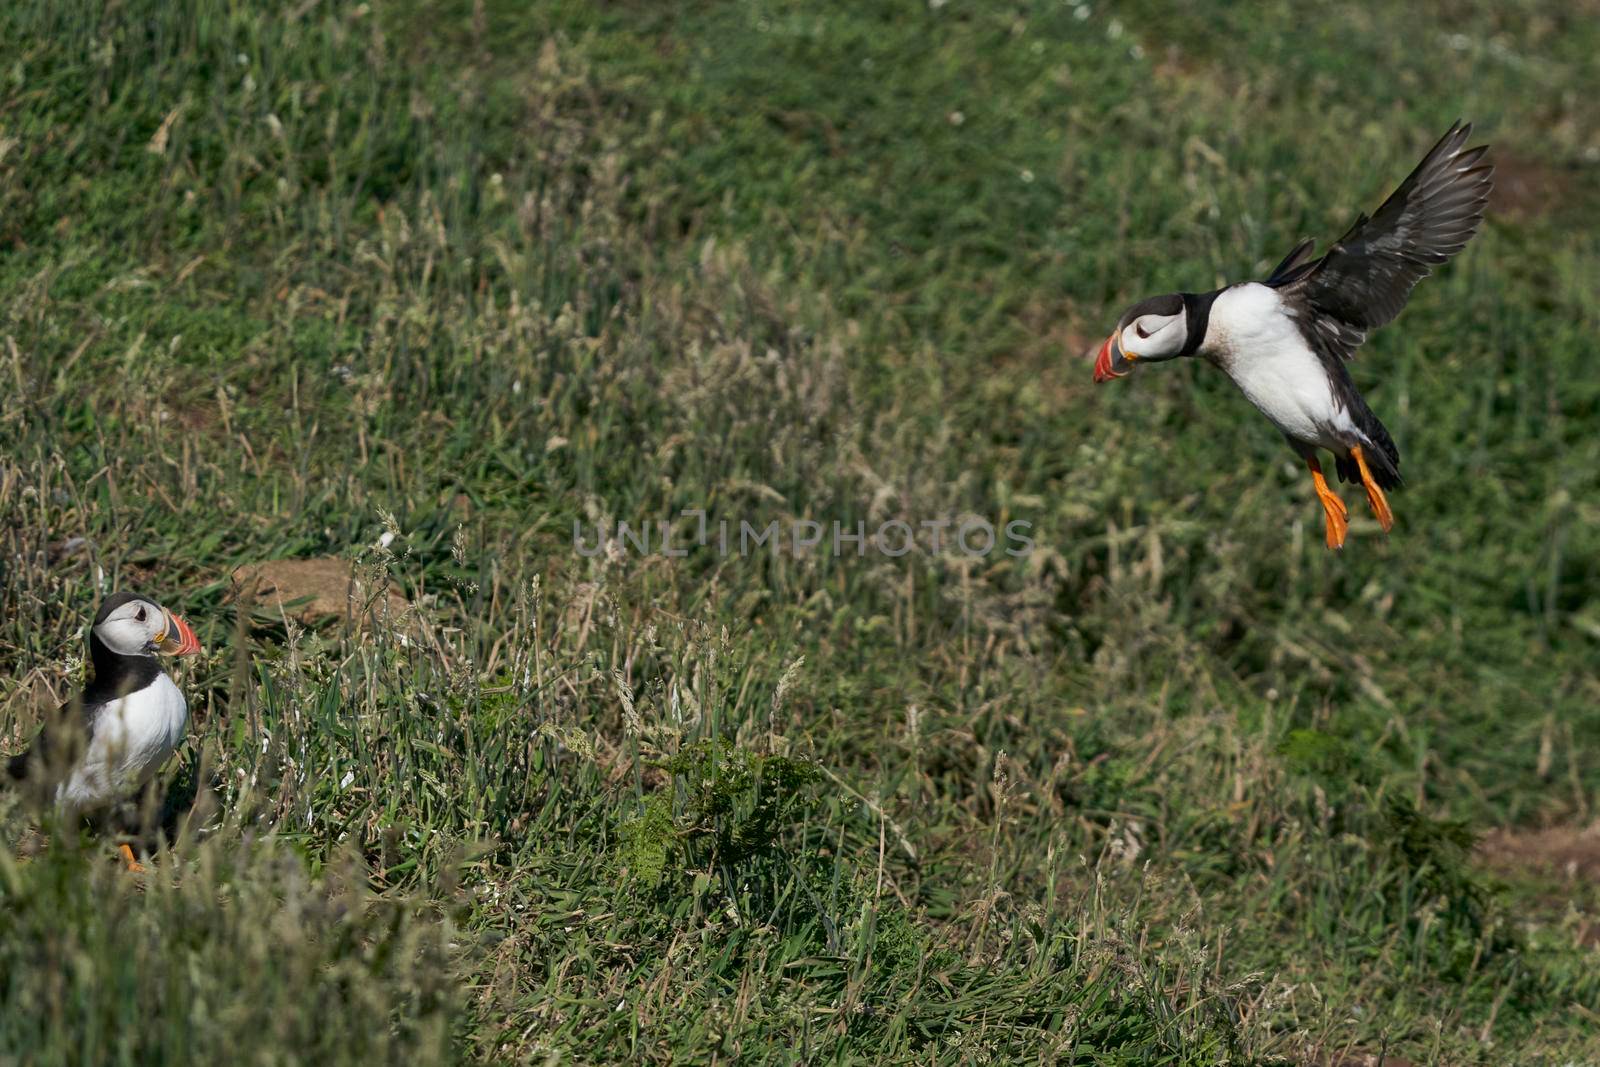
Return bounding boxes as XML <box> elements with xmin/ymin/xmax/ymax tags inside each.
<box><xmin>5</xmin><ymin>591</ymin><xmax>203</xmax><ymax>870</ymax></box>
<box><xmin>1092</xmin><ymin>121</ymin><xmax>1493</xmax><ymax>548</ymax></box>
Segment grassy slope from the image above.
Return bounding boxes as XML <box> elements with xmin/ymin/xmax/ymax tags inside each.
<box><xmin>1</xmin><ymin>0</ymin><xmax>1598</xmax><ymax>1062</ymax></box>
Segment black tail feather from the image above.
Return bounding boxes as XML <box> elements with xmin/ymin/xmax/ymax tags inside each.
<box><xmin>1335</xmin><ymin>409</ymin><xmax>1402</xmax><ymax>490</ymax></box>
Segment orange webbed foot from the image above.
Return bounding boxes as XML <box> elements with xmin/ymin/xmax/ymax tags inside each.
<box><xmin>1306</xmin><ymin>457</ymin><xmax>1349</xmax><ymax>550</ymax></box>
<box><xmin>1350</xmin><ymin>445</ymin><xmax>1394</xmax><ymax>533</ymax></box>
<box><xmin>117</xmin><ymin>843</ymin><xmax>146</xmax><ymax>874</ymax></box>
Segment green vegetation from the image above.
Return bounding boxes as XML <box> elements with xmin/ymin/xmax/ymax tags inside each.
<box><xmin>2</xmin><ymin>0</ymin><xmax>1598</xmax><ymax>1062</ymax></box>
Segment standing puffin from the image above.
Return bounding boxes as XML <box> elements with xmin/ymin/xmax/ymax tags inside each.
<box><xmin>5</xmin><ymin>591</ymin><xmax>202</xmax><ymax>870</ymax></box>
<box><xmin>1093</xmin><ymin>122</ymin><xmax>1493</xmax><ymax>548</ymax></box>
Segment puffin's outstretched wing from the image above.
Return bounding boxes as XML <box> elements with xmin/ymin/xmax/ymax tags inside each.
<box><xmin>1264</xmin><ymin>237</ymin><xmax>1316</xmax><ymax>286</ymax></box>
<box><xmin>1267</xmin><ymin>121</ymin><xmax>1493</xmax><ymax>360</ymax></box>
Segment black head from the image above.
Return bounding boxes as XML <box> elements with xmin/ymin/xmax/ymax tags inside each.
<box><xmin>89</xmin><ymin>592</ymin><xmax>203</xmax><ymax>658</ymax></box>
<box><xmin>1092</xmin><ymin>290</ymin><xmax>1219</xmax><ymax>383</ymax></box>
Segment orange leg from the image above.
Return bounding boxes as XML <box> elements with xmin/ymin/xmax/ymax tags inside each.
<box><xmin>1307</xmin><ymin>456</ymin><xmax>1349</xmax><ymax>550</ymax></box>
<box><xmin>1350</xmin><ymin>445</ymin><xmax>1394</xmax><ymax>532</ymax></box>
<box><xmin>117</xmin><ymin>843</ymin><xmax>146</xmax><ymax>874</ymax></box>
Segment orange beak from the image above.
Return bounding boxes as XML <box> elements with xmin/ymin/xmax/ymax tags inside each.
<box><xmin>160</xmin><ymin>608</ymin><xmax>203</xmax><ymax>656</ymax></box>
<box><xmin>1093</xmin><ymin>333</ymin><xmax>1126</xmax><ymax>383</ymax></box>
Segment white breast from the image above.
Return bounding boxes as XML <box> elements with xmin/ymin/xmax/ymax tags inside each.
<box><xmin>1206</xmin><ymin>284</ymin><xmax>1358</xmax><ymax>450</ymax></box>
<box><xmin>57</xmin><ymin>673</ymin><xmax>189</xmax><ymax>811</ymax></box>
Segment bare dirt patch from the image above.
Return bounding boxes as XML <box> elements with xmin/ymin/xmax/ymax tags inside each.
<box><xmin>1476</xmin><ymin>825</ymin><xmax>1600</xmax><ymax>949</ymax></box>
<box><xmin>1478</xmin><ymin>825</ymin><xmax>1600</xmax><ymax>883</ymax></box>
<box><xmin>1488</xmin><ymin>150</ymin><xmax>1575</xmax><ymax>221</ymax></box>
<box><xmin>230</xmin><ymin>557</ymin><xmax>410</xmax><ymax>628</ymax></box>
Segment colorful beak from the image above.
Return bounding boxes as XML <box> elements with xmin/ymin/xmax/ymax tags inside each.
<box><xmin>160</xmin><ymin>608</ymin><xmax>203</xmax><ymax>656</ymax></box>
<box><xmin>1093</xmin><ymin>332</ymin><xmax>1130</xmax><ymax>383</ymax></box>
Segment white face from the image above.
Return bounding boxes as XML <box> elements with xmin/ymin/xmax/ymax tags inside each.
<box><xmin>95</xmin><ymin>598</ymin><xmax>170</xmax><ymax>656</ymax></box>
<box><xmin>1119</xmin><ymin>311</ymin><xmax>1187</xmax><ymax>360</ymax></box>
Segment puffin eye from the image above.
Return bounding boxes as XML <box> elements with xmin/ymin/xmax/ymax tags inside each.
<box><xmin>136</xmin><ymin>606</ymin><xmax>147</xmax><ymax>623</ymax></box>
<box><xmin>1134</xmin><ymin>322</ymin><xmax>1151</xmax><ymax>339</ymax></box>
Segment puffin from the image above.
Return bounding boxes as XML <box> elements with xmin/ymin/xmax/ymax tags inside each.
<box><xmin>5</xmin><ymin>591</ymin><xmax>203</xmax><ymax>870</ymax></box>
<box><xmin>1092</xmin><ymin>121</ymin><xmax>1493</xmax><ymax>548</ymax></box>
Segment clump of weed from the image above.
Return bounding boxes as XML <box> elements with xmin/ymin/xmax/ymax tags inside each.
<box><xmin>617</xmin><ymin>738</ymin><xmax>822</xmax><ymax>895</ymax></box>
<box><xmin>1380</xmin><ymin>796</ymin><xmax>1499</xmax><ymax>948</ymax></box>
<box><xmin>616</xmin><ymin>790</ymin><xmax>676</xmax><ymax>890</ymax></box>
<box><xmin>1278</xmin><ymin>728</ymin><xmax>1353</xmax><ymax>783</ymax></box>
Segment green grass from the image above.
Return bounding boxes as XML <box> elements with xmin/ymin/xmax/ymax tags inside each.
<box><xmin>2</xmin><ymin>0</ymin><xmax>1598</xmax><ymax>1062</ymax></box>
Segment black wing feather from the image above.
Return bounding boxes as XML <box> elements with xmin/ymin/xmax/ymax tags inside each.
<box><xmin>5</xmin><ymin>695</ymin><xmax>99</xmax><ymax>783</ymax></box>
<box><xmin>1266</xmin><ymin>121</ymin><xmax>1494</xmax><ymax>361</ymax></box>
<box><xmin>1264</xmin><ymin>237</ymin><xmax>1316</xmax><ymax>286</ymax></box>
